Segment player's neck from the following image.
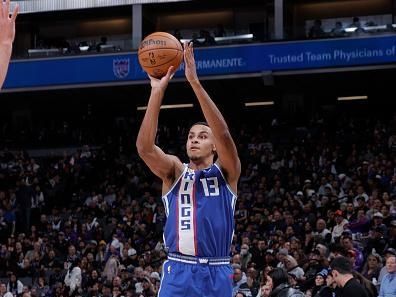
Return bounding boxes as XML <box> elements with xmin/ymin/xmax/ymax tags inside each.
<box><xmin>189</xmin><ymin>158</ymin><xmax>213</xmax><ymax>171</ymax></box>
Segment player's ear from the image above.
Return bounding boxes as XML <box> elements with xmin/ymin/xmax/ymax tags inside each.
<box><xmin>212</xmin><ymin>144</ymin><xmax>217</xmax><ymax>154</ymax></box>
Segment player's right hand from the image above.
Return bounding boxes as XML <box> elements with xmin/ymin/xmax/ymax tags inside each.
<box><xmin>149</xmin><ymin>66</ymin><xmax>175</xmax><ymax>91</ymax></box>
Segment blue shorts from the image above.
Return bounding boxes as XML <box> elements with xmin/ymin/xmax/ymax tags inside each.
<box><xmin>158</xmin><ymin>253</ymin><xmax>233</xmax><ymax>297</ymax></box>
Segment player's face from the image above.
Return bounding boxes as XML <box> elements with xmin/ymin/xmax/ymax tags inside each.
<box><xmin>186</xmin><ymin>124</ymin><xmax>215</xmax><ymax>161</ymax></box>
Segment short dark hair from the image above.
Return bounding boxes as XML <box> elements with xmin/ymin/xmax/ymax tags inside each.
<box><xmin>190</xmin><ymin>121</ymin><xmax>209</xmax><ymax>129</ymax></box>
<box><xmin>330</xmin><ymin>256</ymin><xmax>352</xmax><ymax>274</ymax></box>
<box><xmin>268</xmin><ymin>268</ymin><xmax>289</xmax><ymax>289</ymax></box>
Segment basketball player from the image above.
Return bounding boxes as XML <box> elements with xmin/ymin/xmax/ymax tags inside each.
<box><xmin>136</xmin><ymin>41</ymin><xmax>240</xmax><ymax>297</ymax></box>
<box><xmin>0</xmin><ymin>0</ymin><xmax>18</xmax><ymax>89</ymax></box>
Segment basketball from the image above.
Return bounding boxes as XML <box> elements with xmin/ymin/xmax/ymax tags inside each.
<box><xmin>138</xmin><ymin>32</ymin><xmax>183</xmax><ymax>79</ymax></box>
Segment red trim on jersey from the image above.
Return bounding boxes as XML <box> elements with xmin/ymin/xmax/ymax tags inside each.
<box><xmin>175</xmin><ymin>184</ymin><xmax>180</xmax><ymax>253</ymax></box>
<box><xmin>193</xmin><ymin>179</ymin><xmax>198</xmax><ymax>256</ymax></box>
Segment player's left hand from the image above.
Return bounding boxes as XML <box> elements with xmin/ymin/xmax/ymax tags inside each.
<box><xmin>183</xmin><ymin>41</ymin><xmax>199</xmax><ymax>84</ymax></box>
<box><xmin>0</xmin><ymin>0</ymin><xmax>18</xmax><ymax>46</ymax></box>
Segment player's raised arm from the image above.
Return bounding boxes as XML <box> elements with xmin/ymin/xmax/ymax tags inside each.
<box><xmin>136</xmin><ymin>67</ymin><xmax>183</xmax><ymax>184</ymax></box>
<box><xmin>0</xmin><ymin>0</ymin><xmax>18</xmax><ymax>90</ymax></box>
<box><xmin>183</xmin><ymin>42</ymin><xmax>241</xmax><ymax>190</ymax></box>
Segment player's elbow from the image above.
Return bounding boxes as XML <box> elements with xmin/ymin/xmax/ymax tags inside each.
<box><xmin>136</xmin><ymin>139</ymin><xmax>156</xmax><ymax>159</ymax></box>
<box><xmin>136</xmin><ymin>141</ymin><xmax>147</xmax><ymax>157</ymax></box>
<box><xmin>136</xmin><ymin>138</ymin><xmax>147</xmax><ymax>156</ymax></box>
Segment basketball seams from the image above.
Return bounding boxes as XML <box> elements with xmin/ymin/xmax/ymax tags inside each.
<box><xmin>145</xmin><ymin>33</ymin><xmax>181</xmax><ymax>44</ymax></box>
<box><xmin>138</xmin><ymin>35</ymin><xmax>182</xmax><ymax>53</ymax></box>
<box><xmin>138</xmin><ymin>47</ymin><xmax>183</xmax><ymax>54</ymax></box>
<box><xmin>139</xmin><ymin>50</ymin><xmax>182</xmax><ymax>68</ymax></box>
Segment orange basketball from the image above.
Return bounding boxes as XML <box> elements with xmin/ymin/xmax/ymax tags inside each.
<box><xmin>138</xmin><ymin>32</ymin><xmax>183</xmax><ymax>79</ymax></box>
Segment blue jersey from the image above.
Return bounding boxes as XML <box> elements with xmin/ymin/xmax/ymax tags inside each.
<box><xmin>162</xmin><ymin>163</ymin><xmax>237</xmax><ymax>257</ymax></box>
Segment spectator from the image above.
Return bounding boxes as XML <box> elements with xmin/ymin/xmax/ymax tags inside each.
<box><xmin>311</xmin><ymin>269</ymin><xmax>328</xmax><ymax>297</ymax></box>
<box><xmin>302</xmin><ymin>249</ymin><xmax>325</xmax><ymax>286</ymax></box>
<box><xmin>0</xmin><ymin>282</ymin><xmax>13</xmax><ymax>297</ymax></box>
<box><xmin>370</xmin><ymin>212</ymin><xmax>387</xmax><ymax>234</ymax></box>
<box><xmin>348</xmin><ymin>17</ymin><xmax>366</xmax><ymax>35</ymax></box>
<box><xmin>102</xmin><ymin>254</ymin><xmax>119</xmax><ymax>282</ymax></box>
<box><xmin>314</xmin><ymin>219</ymin><xmax>332</xmax><ymax>244</ymax></box>
<box><xmin>332</xmin><ymin>210</ymin><xmax>349</xmax><ymax>242</ymax></box>
<box><xmin>268</xmin><ymin>268</ymin><xmax>304</xmax><ymax>297</ymax></box>
<box><xmin>352</xmin><ymin>271</ymin><xmax>377</xmax><ymax>297</ymax></box>
<box><xmin>251</xmin><ymin>240</ymin><xmax>267</xmax><ymax>270</ymax></box>
<box><xmin>284</xmin><ymin>255</ymin><xmax>305</xmax><ymax>282</ymax></box>
<box><xmin>340</xmin><ymin>235</ymin><xmax>364</xmax><ymax>271</ymax></box>
<box><xmin>378</xmin><ymin>255</ymin><xmax>396</xmax><ymax>297</ymax></box>
<box><xmin>276</xmin><ymin>248</ymin><xmax>289</xmax><ymax>269</ymax></box>
<box><xmin>141</xmin><ymin>276</ymin><xmax>156</xmax><ymax>297</ymax></box>
<box><xmin>64</xmin><ymin>257</ymin><xmax>82</xmax><ymax>296</ymax></box>
<box><xmin>329</xmin><ymin>256</ymin><xmax>368</xmax><ymax>297</ymax></box>
<box><xmin>256</xmin><ymin>283</ymin><xmax>272</xmax><ymax>297</ymax></box>
<box><xmin>6</xmin><ymin>273</ymin><xmax>24</xmax><ymax>297</ymax></box>
<box><xmin>199</xmin><ymin>30</ymin><xmax>216</xmax><ymax>46</ymax></box>
<box><xmin>361</xmin><ymin>253</ymin><xmax>382</xmax><ymax>282</ymax></box>
<box><xmin>265</xmin><ymin>250</ymin><xmax>277</xmax><ymax>268</ymax></box>
<box><xmin>308</xmin><ymin>20</ymin><xmax>326</xmax><ymax>39</ymax></box>
<box><xmin>314</xmin><ymin>271</ymin><xmax>341</xmax><ymax>297</ymax></box>
<box><xmin>246</xmin><ymin>267</ymin><xmax>260</xmax><ymax>297</ymax></box>
<box><xmin>354</xmin><ymin>185</ymin><xmax>369</xmax><ymax>207</ymax></box>
<box><xmin>240</xmin><ymin>244</ymin><xmax>253</xmax><ymax>270</ymax></box>
<box><xmin>233</xmin><ymin>267</ymin><xmax>253</xmax><ymax>297</ymax></box>
<box><xmin>364</xmin><ymin>226</ymin><xmax>387</xmax><ymax>256</ymax></box>
<box><xmin>346</xmin><ymin>209</ymin><xmax>370</xmax><ymax>234</ymax></box>
<box><xmin>330</xmin><ymin>22</ymin><xmax>346</xmax><ymax>37</ymax></box>
<box><xmin>33</xmin><ymin>276</ymin><xmax>50</xmax><ymax>297</ymax></box>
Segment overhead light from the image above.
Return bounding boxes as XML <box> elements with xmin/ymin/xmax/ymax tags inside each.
<box><xmin>364</xmin><ymin>25</ymin><xmax>387</xmax><ymax>31</ymax></box>
<box><xmin>137</xmin><ymin>103</ymin><xmax>193</xmax><ymax>111</ymax></box>
<box><xmin>245</xmin><ymin>101</ymin><xmax>274</xmax><ymax>107</ymax></box>
<box><xmin>79</xmin><ymin>46</ymin><xmax>90</xmax><ymax>51</ymax></box>
<box><xmin>344</xmin><ymin>27</ymin><xmax>357</xmax><ymax>33</ymax></box>
<box><xmin>180</xmin><ymin>34</ymin><xmax>253</xmax><ymax>44</ymax></box>
<box><xmin>337</xmin><ymin>96</ymin><xmax>368</xmax><ymax>101</ymax></box>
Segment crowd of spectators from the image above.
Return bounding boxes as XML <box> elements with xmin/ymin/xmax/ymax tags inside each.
<box><xmin>0</xmin><ymin>110</ymin><xmax>395</xmax><ymax>297</ymax></box>
<box><xmin>307</xmin><ymin>16</ymin><xmax>396</xmax><ymax>39</ymax></box>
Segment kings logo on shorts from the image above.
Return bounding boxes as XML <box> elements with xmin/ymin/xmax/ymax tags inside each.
<box><xmin>113</xmin><ymin>58</ymin><xmax>130</xmax><ymax>79</ymax></box>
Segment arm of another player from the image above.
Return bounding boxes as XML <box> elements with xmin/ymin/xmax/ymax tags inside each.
<box><xmin>183</xmin><ymin>42</ymin><xmax>241</xmax><ymax>189</ymax></box>
<box><xmin>136</xmin><ymin>67</ymin><xmax>183</xmax><ymax>183</ymax></box>
<box><xmin>0</xmin><ymin>0</ymin><xmax>18</xmax><ymax>90</ymax></box>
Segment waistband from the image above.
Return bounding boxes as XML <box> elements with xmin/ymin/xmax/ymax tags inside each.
<box><xmin>167</xmin><ymin>253</ymin><xmax>230</xmax><ymax>266</ymax></box>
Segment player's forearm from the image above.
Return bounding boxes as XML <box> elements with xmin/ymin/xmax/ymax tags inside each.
<box><xmin>0</xmin><ymin>44</ymin><xmax>12</xmax><ymax>89</ymax></box>
<box><xmin>136</xmin><ymin>88</ymin><xmax>164</xmax><ymax>153</ymax></box>
<box><xmin>189</xmin><ymin>80</ymin><xmax>230</xmax><ymax>136</ymax></box>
